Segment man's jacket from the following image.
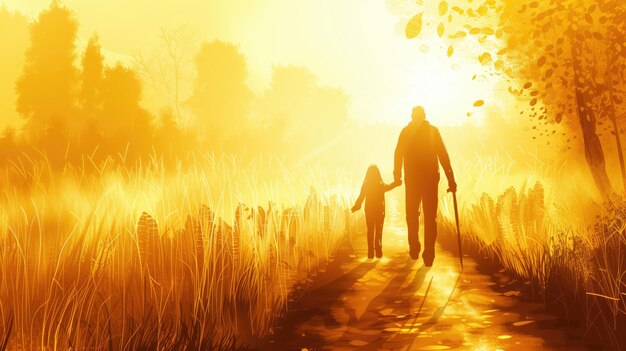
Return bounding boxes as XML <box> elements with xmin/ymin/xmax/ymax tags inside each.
<box><xmin>393</xmin><ymin>120</ymin><xmax>454</xmax><ymax>184</ymax></box>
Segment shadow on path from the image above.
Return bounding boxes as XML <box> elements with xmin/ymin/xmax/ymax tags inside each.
<box><xmin>263</xmin><ymin>222</ymin><xmax>601</xmax><ymax>351</ymax></box>
<box><xmin>265</xmin><ymin>241</ymin><xmax>379</xmax><ymax>349</ymax></box>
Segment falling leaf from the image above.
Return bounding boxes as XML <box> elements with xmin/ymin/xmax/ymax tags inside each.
<box><xmin>447</xmin><ymin>45</ymin><xmax>454</xmax><ymax>57</ymax></box>
<box><xmin>438</xmin><ymin>23</ymin><xmax>445</xmax><ymax>37</ymax></box>
<box><xmin>420</xmin><ymin>44</ymin><xmax>430</xmax><ymax>53</ymax></box>
<box><xmin>523</xmin><ymin>82</ymin><xmax>532</xmax><ymax>89</ymax></box>
<box><xmin>474</xmin><ymin>100</ymin><xmax>485</xmax><ymax>107</ymax></box>
<box><xmin>406</xmin><ymin>13</ymin><xmax>423</xmax><ymax>39</ymax></box>
<box><xmin>439</xmin><ymin>1</ymin><xmax>448</xmax><ymax>16</ymax></box>
<box><xmin>544</xmin><ymin>69</ymin><xmax>554</xmax><ymax>79</ymax></box>
<box><xmin>478</xmin><ymin>52</ymin><xmax>492</xmax><ymax>65</ymax></box>
<box><xmin>537</xmin><ymin>56</ymin><xmax>546</xmax><ymax>67</ymax></box>
<box><xmin>497</xmin><ymin>335</ymin><xmax>512</xmax><ymax>339</ymax></box>
<box><xmin>449</xmin><ymin>31</ymin><xmax>467</xmax><ymax>39</ymax></box>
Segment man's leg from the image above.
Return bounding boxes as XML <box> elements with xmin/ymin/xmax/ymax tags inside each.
<box><xmin>422</xmin><ymin>179</ymin><xmax>439</xmax><ymax>266</ymax></box>
<box><xmin>375</xmin><ymin>213</ymin><xmax>384</xmax><ymax>258</ymax></box>
<box><xmin>405</xmin><ymin>181</ymin><xmax>422</xmax><ymax>259</ymax></box>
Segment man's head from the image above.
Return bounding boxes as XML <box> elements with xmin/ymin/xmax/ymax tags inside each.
<box><xmin>411</xmin><ymin>106</ymin><xmax>426</xmax><ymax>123</ymax></box>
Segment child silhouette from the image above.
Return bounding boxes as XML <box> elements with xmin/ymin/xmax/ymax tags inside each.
<box><xmin>352</xmin><ymin>165</ymin><xmax>401</xmax><ymax>259</ymax></box>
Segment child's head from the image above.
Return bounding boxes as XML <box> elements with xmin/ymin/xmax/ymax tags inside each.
<box><xmin>364</xmin><ymin>164</ymin><xmax>383</xmax><ymax>184</ymax></box>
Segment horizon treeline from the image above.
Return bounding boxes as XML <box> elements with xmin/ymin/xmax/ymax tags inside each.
<box><xmin>0</xmin><ymin>3</ymin><xmax>353</xmax><ymax>169</ymax></box>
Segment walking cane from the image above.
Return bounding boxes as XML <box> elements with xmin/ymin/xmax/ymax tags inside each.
<box><xmin>450</xmin><ymin>190</ymin><xmax>463</xmax><ymax>270</ymax></box>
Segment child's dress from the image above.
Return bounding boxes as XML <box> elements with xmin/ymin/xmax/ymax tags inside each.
<box><xmin>353</xmin><ymin>181</ymin><xmax>397</xmax><ymax>258</ymax></box>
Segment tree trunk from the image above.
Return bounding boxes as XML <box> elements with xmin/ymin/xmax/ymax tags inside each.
<box><xmin>606</xmin><ymin>72</ymin><xmax>626</xmax><ymax>192</ymax></box>
<box><xmin>607</xmin><ymin>98</ymin><xmax>626</xmax><ymax>192</ymax></box>
<box><xmin>570</xmin><ymin>38</ymin><xmax>613</xmax><ymax>197</ymax></box>
<box><xmin>575</xmin><ymin>88</ymin><xmax>613</xmax><ymax>197</ymax></box>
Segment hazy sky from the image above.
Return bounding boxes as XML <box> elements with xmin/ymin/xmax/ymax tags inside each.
<box><xmin>1</xmin><ymin>0</ymin><xmax>503</xmax><ymax>126</ymax></box>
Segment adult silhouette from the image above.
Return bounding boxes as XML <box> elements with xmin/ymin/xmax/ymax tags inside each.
<box><xmin>393</xmin><ymin>106</ymin><xmax>456</xmax><ymax>267</ymax></box>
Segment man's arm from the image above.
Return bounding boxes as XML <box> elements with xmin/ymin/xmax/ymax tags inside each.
<box><xmin>434</xmin><ymin>128</ymin><xmax>456</xmax><ymax>192</ymax></box>
<box><xmin>393</xmin><ymin>129</ymin><xmax>406</xmax><ymax>182</ymax></box>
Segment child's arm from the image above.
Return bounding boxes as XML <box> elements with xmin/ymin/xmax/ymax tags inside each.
<box><xmin>383</xmin><ymin>179</ymin><xmax>402</xmax><ymax>192</ymax></box>
<box><xmin>351</xmin><ymin>183</ymin><xmax>366</xmax><ymax>212</ymax></box>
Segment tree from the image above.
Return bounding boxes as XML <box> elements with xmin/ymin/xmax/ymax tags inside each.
<box><xmin>0</xmin><ymin>7</ymin><xmax>29</xmax><ymax>131</ymax></box>
<box><xmin>405</xmin><ymin>0</ymin><xmax>626</xmax><ymax>196</ymax></box>
<box><xmin>186</xmin><ymin>41</ymin><xmax>252</xmax><ymax>144</ymax></box>
<box><xmin>135</xmin><ymin>26</ymin><xmax>196</xmax><ymax>127</ymax></box>
<box><xmin>80</xmin><ymin>35</ymin><xmax>104</xmax><ymax>122</ymax></box>
<box><xmin>16</xmin><ymin>1</ymin><xmax>80</xmax><ymax>141</ymax></box>
<box><xmin>598</xmin><ymin>1</ymin><xmax>626</xmax><ymax>191</ymax></box>
<box><xmin>99</xmin><ymin>64</ymin><xmax>153</xmax><ymax>159</ymax></box>
<box><xmin>0</xmin><ymin>127</ymin><xmax>21</xmax><ymax>162</ymax></box>
<box><xmin>256</xmin><ymin>66</ymin><xmax>350</xmax><ymax>160</ymax></box>
<box><xmin>154</xmin><ymin>108</ymin><xmax>196</xmax><ymax>164</ymax></box>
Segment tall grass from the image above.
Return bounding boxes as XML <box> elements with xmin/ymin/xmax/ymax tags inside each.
<box><xmin>0</xmin><ymin>153</ymin><xmax>350</xmax><ymax>349</ymax></box>
<box><xmin>439</xmin><ymin>150</ymin><xmax>626</xmax><ymax>349</ymax></box>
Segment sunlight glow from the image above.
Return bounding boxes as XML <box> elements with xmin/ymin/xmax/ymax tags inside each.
<box><xmin>386</xmin><ymin>44</ymin><xmax>498</xmax><ymax>127</ymax></box>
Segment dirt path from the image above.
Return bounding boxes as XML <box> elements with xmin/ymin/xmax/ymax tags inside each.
<box><xmin>263</xmin><ymin>204</ymin><xmax>601</xmax><ymax>350</ymax></box>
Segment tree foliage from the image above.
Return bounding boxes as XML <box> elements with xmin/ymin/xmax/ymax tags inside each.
<box><xmin>186</xmin><ymin>41</ymin><xmax>252</xmax><ymax>143</ymax></box>
<box><xmin>16</xmin><ymin>2</ymin><xmax>79</xmax><ymax>141</ymax></box>
<box><xmin>10</xmin><ymin>3</ymin><xmax>194</xmax><ymax>167</ymax></box>
<box><xmin>80</xmin><ymin>35</ymin><xmax>104</xmax><ymax>122</ymax></box>
<box><xmin>5</xmin><ymin>3</ymin><xmax>353</xmax><ymax>168</ymax></box>
<box><xmin>405</xmin><ymin>0</ymin><xmax>626</xmax><ymax>195</ymax></box>
<box><xmin>0</xmin><ymin>7</ymin><xmax>29</xmax><ymax>129</ymax></box>
<box><xmin>254</xmin><ymin>66</ymin><xmax>350</xmax><ymax>161</ymax></box>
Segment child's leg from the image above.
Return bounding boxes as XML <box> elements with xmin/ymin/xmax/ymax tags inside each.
<box><xmin>365</xmin><ymin>211</ymin><xmax>375</xmax><ymax>258</ymax></box>
<box><xmin>375</xmin><ymin>214</ymin><xmax>384</xmax><ymax>257</ymax></box>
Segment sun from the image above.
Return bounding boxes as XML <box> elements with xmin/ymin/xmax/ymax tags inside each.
<box><xmin>385</xmin><ymin>40</ymin><xmax>498</xmax><ymax>128</ymax></box>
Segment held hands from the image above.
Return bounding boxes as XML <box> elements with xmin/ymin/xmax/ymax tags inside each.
<box><xmin>447</xmin><ymin>181</ymin><xmax>458</xmax><ymax>193</ymax></box>
<box><xmin>392</xmin><ymin>179</ymin><xmax>403</xmax><ymax>187</ymax></box>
